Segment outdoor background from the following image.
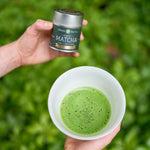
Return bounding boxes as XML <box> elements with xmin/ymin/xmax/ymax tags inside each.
<box><xmin>0</xmin><ymin>0</ymin><xmax>150</xmax><ymax>150</ymax></box>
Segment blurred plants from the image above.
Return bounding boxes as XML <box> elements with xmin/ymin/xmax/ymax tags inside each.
<box><xmin>0</xmin><ymin>0</ymin><xmax>150</xmax><ymax>149</ymax></box>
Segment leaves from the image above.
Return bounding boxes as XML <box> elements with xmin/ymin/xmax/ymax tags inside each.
<box><xmin>0</xmin><ymin>0</ymin><xmax>150</xmax><ymax>149</ymax></box>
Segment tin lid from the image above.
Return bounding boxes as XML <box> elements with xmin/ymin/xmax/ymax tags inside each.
<box><xmin>53</xmin><ymin>8</ymin><xmax>84</xmax><ymax>28</ymax></box>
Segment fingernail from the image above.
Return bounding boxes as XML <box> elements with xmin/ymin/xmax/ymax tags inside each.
<box><xmin>74</xmin><ymin>52</ymin><xmax>79</xmax><ymax>57</ymax></box>
<box><xmin>83</xmin><ymin>19</ymin><xmax>88</xmax><ymax>24</ymax></box>
<box><xmin>81</xmin><ymin>34</ymin><xmax>84</xmax><ymax>40</ymax></box>
<box><xmin>44</xmin><ymin>22</ymin><xmax>53</xmax><ymax>28</ymax></box>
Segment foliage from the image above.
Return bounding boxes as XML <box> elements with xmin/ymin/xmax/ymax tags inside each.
<box><xmin>0</xmin><ymin>0</ymin><xmax>150</xmax><ymax>149</ymax></box>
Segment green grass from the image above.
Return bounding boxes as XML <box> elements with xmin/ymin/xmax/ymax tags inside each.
<box><xmin>0</xmin><ymin>0</ymin><xmax>150</xmax><ymax>149</ymax></box>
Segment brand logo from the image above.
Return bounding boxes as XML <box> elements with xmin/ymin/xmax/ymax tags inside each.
<box><xmin>56</xmin><ymin>35</ymin><xmax>77</xmax><ymax>43</ymax></box>
<box><xmin>66</xmin><ymin>29</ymin><xmax>71</xmax><ymax>34</ymax></box>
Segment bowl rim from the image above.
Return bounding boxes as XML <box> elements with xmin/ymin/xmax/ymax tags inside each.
<box><xmin>48</xmin><ymin>66</ymin><xmax>126</xmax><ymax>140</ymax></box>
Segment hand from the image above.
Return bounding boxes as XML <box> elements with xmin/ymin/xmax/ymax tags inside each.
<box><xmin>16</xmin><ymin>19</ymin><xmax>88</xmax><ymax>66</ymax></box>
<box><xmin>64</xmin><ymin>124</ymin><xmax>121</xmax><ymax>150</ymax></box>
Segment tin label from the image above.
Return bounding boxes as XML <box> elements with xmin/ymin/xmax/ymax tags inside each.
<box><xmin>50</xmin><ymin>25</ymin><xmax>81</xmax><ymax>51</ymax></box>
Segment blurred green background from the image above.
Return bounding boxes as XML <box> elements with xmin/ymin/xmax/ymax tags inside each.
<box><xmin>0</xmin><ymin>0</ymin><xmax>150</xmax><ymax>149</ymax></box>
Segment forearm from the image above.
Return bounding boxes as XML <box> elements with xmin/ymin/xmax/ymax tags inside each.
<box><xmin>0</xmin><ymin>41</ymin><xmax>21</xmax><ymax>77</ymax></box>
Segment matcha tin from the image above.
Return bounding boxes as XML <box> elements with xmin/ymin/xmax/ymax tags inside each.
<box><xmin>50</xmin><ymin>8</ymin><xmax>84</xmax><ymax>52</ymax></box>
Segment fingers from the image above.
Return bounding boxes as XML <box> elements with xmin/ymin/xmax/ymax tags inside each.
<box><xmin>91</xmin><ymin>123</ymin><xmax>121</xmax><ymax>149</ymax></box>
<box><xmin>101</xmin><ymin>123</ymin><xmax>121</xmax><ymax>145</ymax></box>
<box><xmin>82</xmin><ymin>19</ymin><xmax>88</xmax><ymax>26</ymax></box>
<box><xmin>80</xmin><ymin>32</ymin><xmax>84</xmax><ymax>41</ymax></box>
<box><xmin>58</xmin><ymin>51</ymin><xmax>79</xmax><ymax>57</ymax></box>
<box><xmin>107</xmin><ymin>123</ymin><xmax>121</xmax><ymax>140</ymax></box>
<box><xmin>80</xmin><ymin>19</ymin><xmax>88</xmax><ymax>40</ymax></box>
<box><xmin>34</xmin><ymin>19</ymin><xmax>53</xmax><ymax>30</ymax></box>
<box><xmin>26</xmin><ymin>19</ymin><xmax>53</xmax><ymax>35</ymax></box>
<box><xmin>50</xmin><ymin>48</ymin><xmax>79</xmax><ymax>59</ymax></box>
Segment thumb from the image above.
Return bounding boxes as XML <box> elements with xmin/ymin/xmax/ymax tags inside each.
<box><xmin>26</xmin><ymin>19</ymin><xmax>53</xmax><ymax>35</ymax></box>
<box><xmin>59</xmin><ymin>51</ymin><xmax>80</xmax><ymax>57</ymax></box>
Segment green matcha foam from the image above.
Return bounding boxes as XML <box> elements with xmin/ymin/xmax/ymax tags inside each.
<box><xmin>60</xmin><ymin>87</ymin><xmax>111</xmax><ymax>135</ymax></box>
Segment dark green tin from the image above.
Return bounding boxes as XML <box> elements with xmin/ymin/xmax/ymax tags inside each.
<box><xmin>50</xmin><ymin>8</ymin><xmax>84</xmax><ymax>52</ymax></box>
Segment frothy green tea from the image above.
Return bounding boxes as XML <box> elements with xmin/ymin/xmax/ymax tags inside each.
<box><xmin>60</xmin><ymin>87</ymin><xmax>111</xmax><ymax>135</ymax></box>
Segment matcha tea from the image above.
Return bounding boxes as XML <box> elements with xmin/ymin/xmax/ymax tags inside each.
<box><xmin>60</xmin><ymin>87</ymin><xmax>111</xmax><ymax>135</ymax></box>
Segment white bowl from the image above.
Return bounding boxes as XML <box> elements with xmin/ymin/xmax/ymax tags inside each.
<box><xmin>48</xmin><ymin>66</ymin><xmax>126</xmax><ymax>140</ymax></box>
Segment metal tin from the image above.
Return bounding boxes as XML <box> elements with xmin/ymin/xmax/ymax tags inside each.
<box><xmin>50</xmin><ymin>8</ymin><xmax>84</xmax><ymax>52</ymax></box>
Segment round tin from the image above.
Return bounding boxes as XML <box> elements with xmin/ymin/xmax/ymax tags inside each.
<box><xmin>50</xmin><ymin>8</ymin><xmax>84</xmax><ymax>52</ymax></box>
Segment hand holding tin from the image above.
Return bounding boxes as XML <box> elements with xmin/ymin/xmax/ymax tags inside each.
<box><xmin>16</xmin><ymin>19</ymin><xmax>87</xmax><ymax>66</ymax></box>
<box><xmin>0</xmin><ymin>18</ymin><xmax>87</xmax><ymax>77</ymax></box>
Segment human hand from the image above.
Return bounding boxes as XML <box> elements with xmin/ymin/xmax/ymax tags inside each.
<box><xmin>16</xmin><ymin>19</ymin><xmax>88</xmax><ymax>66</ymax></box>
<box><xmin>64</xmin><ymin>124</ymin><xmax>121</xmax><ymax>150</ymax></box>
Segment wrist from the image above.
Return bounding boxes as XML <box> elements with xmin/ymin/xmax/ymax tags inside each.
<box><xmin>10</xmin><ymin>40</ymin><xmax>22</xmax><ymax>68</ymax></box>
<box><xmin>0</xmin><ymin>41</ymin><xmax>22</xmax><ymax>77</ymax></box>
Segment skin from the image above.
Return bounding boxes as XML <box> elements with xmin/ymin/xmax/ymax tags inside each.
<box><xmin>0</xmin><ymin>19</ymin><xmax>87</xmax><ymax>77</ymax></box>
<box><xmin>65</xmin><ymin>124</ymin><xmax>121</xmax><ymax>150</ymax></box>
<box><xmin>0</xmin><ymin>19</ymin><xmax>121</xmax><ymax>150</ymax></box>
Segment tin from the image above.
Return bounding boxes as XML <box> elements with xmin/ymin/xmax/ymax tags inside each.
<box><xmin>50</xmin><ymin>8</ymin><xmax>84</xmax><ymax>52</ymax></box>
